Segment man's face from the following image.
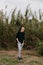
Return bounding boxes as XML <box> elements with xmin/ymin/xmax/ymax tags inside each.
<box><xmin>21</xmin><ymin>27</ymin><xmax>25</xmax><ymax>32</ymax></box>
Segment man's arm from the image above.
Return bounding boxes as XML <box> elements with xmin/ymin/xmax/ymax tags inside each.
<box><xmin>16</xmin><ymin>32</ymin><xmax>19</xmax><ymax>43</ymax></box>
<box><xmin>16</xmin><ymin>38</ymin><xmax>19</xmax><ymax>43</ymax></box>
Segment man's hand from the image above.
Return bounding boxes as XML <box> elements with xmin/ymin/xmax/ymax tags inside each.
<box><xmin>16</xmin><ymin>38</ymin><xmax>19</xmax><ymax>43</ymax></box>
<box><xmin>22</xmin><ymin>43</ymin><xmax>25</xmax><ymax>47</ymax></box>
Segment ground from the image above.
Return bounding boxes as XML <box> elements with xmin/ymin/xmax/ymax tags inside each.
<box><xmin>0</xmin><ymin>50</ymin><xmax>43</xmax><ymax>65</ymax></box>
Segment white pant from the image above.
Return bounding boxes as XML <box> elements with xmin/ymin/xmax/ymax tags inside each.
<box><xmin>17</xmin><ymin>41</ymin><xmax>24</xmax><ymax>58</ymax></box>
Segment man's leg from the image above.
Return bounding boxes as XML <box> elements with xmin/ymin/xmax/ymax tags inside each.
<box><xmin>18</xmin><ymin>42</ymin><xmax>22</xmax><ymax>59</ymax></box>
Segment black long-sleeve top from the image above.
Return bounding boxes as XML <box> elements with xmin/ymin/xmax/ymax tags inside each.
<box><xmin>16</xmin><ymin>31</ymin><xmax>25</xmax><ymax>43</ymax></box>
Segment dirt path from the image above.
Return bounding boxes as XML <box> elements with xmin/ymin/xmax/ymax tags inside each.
<box><xmin>0</xmin><ymin>50</ymin><xmax>43</xmax><ymax>65</ymax></box>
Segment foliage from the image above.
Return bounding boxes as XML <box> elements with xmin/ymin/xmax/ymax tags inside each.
<box><xmin>0</xmin><ymin>6</ymin><xmax>43</xmax><ymax>53</ymax></box>
<box><xmin>38</xmin><ymin>41</ymin><xmax>43</xmax><ymax>56</ymax></box>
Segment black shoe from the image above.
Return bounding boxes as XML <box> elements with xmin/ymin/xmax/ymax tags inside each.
<box><xmin>18</xmin><ymin>57</ymin><xmax>22</xmax><ymax>60</ymax></box>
